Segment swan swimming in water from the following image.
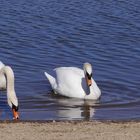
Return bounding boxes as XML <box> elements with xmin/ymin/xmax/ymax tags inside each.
<box><xmin>44</xmin><ymin>62</ymin><xmax>101</xmax><ymax>100</ymax></box>
<box><xmin>0</xmin><ymin>61</ymin><xmax>19</xmax><ymax>120</ymax></box>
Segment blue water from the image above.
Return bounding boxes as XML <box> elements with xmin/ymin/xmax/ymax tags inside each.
<box><xmin>0</xmin><ymin>0</ymin><xmax>140</xmax><ymax>120</ymax></box>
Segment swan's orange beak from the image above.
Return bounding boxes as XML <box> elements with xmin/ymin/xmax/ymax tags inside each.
<box><xmin>86</xmin><ymin>76</ymin><xmax>92</xmax><ymax>87</ymax></box>
<box><xmin>12</xmin><ymin>109</ymin><xmax>19</xmax><ymax>120</ymax></box>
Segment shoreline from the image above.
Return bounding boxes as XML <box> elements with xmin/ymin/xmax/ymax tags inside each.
<box><xmin>0</xmin><ymin>119</ymin><xmax>140</xmax><ymax>123</ymax></box>
<box><xmin>0</xmin><ymin>120</ymin><xmax>140</xmax><ymax>140</ymax></box>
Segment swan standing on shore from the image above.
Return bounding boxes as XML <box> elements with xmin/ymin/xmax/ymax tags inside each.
<box><xmin>45</xmin><ymin>63</ymin><xmax>101</xmax><ymax>100</ymax></box>
<box><xmin>0</xmin><ymin>61</ymin><xmax>19</xmax><ymax>120</ymax></box>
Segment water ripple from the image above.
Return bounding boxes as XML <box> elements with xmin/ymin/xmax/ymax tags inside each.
<box><xmin>0</xmin><ymin>0</ymin><xmax>140</xmax><ymax>120</ymax></box>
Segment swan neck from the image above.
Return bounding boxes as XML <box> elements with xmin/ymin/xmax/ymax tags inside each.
<box><xmin>1</xmin><ymin>66</ymin><xmax>16</xmax><ymax>96</ymax></box>
<box><xmin>89</xmin><ymin>85</ymin><xmax>94</xmax><ymax>94</ymax></box>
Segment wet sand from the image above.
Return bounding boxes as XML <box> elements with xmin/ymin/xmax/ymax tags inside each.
<box><xmin>0</xmin><ymin>121</ymin><xmax>140</xmax><ymax>140</ymax></box>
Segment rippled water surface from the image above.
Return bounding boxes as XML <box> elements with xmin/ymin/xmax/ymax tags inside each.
<box><xmin>0</xmin><ymin>0</ymin><xmax>140</xmax><ymax>120</ymax></box>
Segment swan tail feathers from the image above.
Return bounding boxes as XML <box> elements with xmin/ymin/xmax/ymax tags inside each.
<box><xmin>44</xmin><ymin>72</ymin><xmax>57</xmax><ymax>89</ymax></box>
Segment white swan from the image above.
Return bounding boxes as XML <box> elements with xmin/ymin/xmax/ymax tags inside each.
<box><xmin>44</xmin><ymin>62</ymin><xmax>101</xmax><ymax>100</ymax></box>
<box><xmin>0</xmin><ymin>61</ymin><xmax>19</xmax><ymax>119</ymax></box>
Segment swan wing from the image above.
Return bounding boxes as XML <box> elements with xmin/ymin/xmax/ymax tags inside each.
<box><xmin>54</xmin><ymin>67</ymin><xmax>86</xmax><ymax>98</ymax></box>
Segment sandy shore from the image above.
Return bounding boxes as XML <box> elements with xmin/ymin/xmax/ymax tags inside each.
<box><xmin>0</xmin><ymin>121</ymin><xmax>140</xmax><ymax>140</ymax></box>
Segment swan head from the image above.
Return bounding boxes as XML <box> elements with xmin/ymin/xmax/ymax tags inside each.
<box><xmin>83</xmin><ymin>63</ymin><xmax>92</xmax><ymax>87</ymax></box>
<box><xmin>8</xmin><ymin>97</ymin><xmax>19</xmax><ymax>120</ymax></box>
<box><xmin>12</xmin><ymin>104</ymin><xmax>19</xmax><ymax>120</ymax></box>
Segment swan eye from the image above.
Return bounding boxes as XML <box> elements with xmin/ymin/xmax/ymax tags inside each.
<box><xmin>86</xmin><ymin>72</ymin><xmax>92</xmax><ymax>80</ymax></box>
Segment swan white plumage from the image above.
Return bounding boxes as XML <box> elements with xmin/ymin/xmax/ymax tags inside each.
<box><xmin>0</xmin><ymin>61</ymin><xmax>19</xmax><ymax>119</ymax></box>
<box><xmin>44</xmin><ymin>62</ymin><xmax>101</xmax><ymax>100</ymax></box>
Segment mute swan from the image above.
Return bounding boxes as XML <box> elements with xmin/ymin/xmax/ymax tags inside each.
<box><xmin>0</xmin><ymin>61</ymin><xmax>19</xmax><ymax>120</ymax></box>
<box><xmin>44</xmin><ymin>62</ymin><xmax>101</xmax><ymax>100</ymax></box>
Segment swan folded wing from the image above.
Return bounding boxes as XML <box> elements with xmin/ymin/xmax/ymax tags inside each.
<box><xmin>0</xmin><ymin>62</ymin><xmax>6</xmax><ymax>89</ymax></box>
<box><xmin>54</xmin><ymin>67</ymin><xmax>86</xmax><ymax>98</ymax></box>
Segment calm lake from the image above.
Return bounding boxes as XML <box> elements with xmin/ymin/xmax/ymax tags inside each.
<box><xmin>0</xmin><ymin>0</ymin><xmax>140</xmax><ymax>120</ymax></box>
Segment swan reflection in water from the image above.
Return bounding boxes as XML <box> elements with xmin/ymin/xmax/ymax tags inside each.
<box><xmin>18</xmin><ymin>92</ymin><xmax>100</xmax><ymax>120</ymax></box>
<box><xmin>54</xmin><ymin>96</ymin><xmax>99</xmax><ymax>120</ymax></box>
